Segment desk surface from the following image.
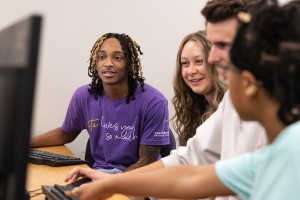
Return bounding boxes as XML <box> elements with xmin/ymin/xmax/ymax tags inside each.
<box><xmin>27</xmin><ymin>146</ymin><xmax>128</xmax><ymax>200</ymax></box>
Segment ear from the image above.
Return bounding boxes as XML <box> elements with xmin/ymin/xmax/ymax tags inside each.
<box><xmin>240</xmin><ymin>70</ymin><xmax>259</xmax><ymax>97</ymax></box>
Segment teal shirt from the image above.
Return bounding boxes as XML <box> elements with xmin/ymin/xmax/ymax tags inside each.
<box><xmin>216</xmin><ymin>121</ymin><xmax>300</xmax><ymax>200</ymax></box>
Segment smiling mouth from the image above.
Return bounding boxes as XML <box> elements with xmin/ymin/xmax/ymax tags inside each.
<box><xmin>190</xmin><ymin>78</ymin><xmax>204</xmax><ymax>83</ymax></box>
<box><xmin>102</xmin><ymin>70</ymin><xmax>116</xmax><ymax>78</ymax></box>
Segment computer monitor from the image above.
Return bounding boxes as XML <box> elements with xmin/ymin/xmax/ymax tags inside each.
<box><xmin>0</xmin><ymin>15</ymin><xmax>42</xmax><ymax>200</ymax></box>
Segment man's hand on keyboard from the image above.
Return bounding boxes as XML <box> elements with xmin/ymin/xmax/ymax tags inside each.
<box><xmin>65</xmin><ymin>167</ymin><xmax>112</xmax><ymax>183</ymax></box>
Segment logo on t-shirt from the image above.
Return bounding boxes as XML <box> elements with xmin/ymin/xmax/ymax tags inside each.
<box><xmin>154</xmin><ymin>131</ymin><xmax>169</xmax><ymax>137</ymax></box>
<box><xmin>88</xmin><ymin>117</ymin><xmax>99</xmax><ymax>132</ymax></box>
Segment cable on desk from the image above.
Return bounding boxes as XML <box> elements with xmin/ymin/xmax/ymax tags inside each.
<box><xmin>28</xmin><ymin>188</ymin><xmax>43</xmax><ymax>198</ymax></box>
<box><xmin>30</xmin><ymin>192</ymin><xmax>43</xmax><ymax>198</ymax></box>
<box><xmin>28</xmin><ymin>188</ymin><xmax>42</xmax><ymax>193</ymax></box>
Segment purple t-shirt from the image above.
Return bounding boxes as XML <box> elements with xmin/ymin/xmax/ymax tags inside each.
<box><xmin>62</xmin><ymin>83</ymin><xmax>169</xmax><ymax>171</ymax></box>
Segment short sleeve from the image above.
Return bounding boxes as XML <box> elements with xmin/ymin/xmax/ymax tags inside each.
<box><xmin>139</xmin><ymin>99</ymin><xmax>169</xmax><ymax>145</ymax></box>
<box><xmin>215</xmin><ymin>152</ymin><xmax>258</xmax><ymax>199</ymax></box>
<box><xmin>62</xmin><ymin>87</ymin><xmax>85</xmax><ymax>134</ymax></box>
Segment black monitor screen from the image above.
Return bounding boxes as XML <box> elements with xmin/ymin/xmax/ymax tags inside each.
<box><xmin>0</xmin><ymin>15</ymin><xmax>42</xmax><ymax>200</ymax></box>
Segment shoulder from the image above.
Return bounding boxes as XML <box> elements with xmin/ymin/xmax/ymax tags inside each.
<box><xmin>75</xmin><ymin>84</ymin><xmax>90</xmax><ymax>92</ymax></box>
<box><xmin>137</xmin><ymin>83</ymin><xmax>167</xmax><ymax>101</ymax></box>
<box><xmin>71</xmin><ymin>84</ymin><xmax>92</xmax><ymax>100</ymax></box>
<box><xmin>74</xmin><ymin>84</ymin><xmax>90</xmax><ymax>94</ymax></box>
<box><xmin>284</xmin><ymin>121</ymin><xmax>300</xmax><ymax>134</ymax></box>
<box><xmin>275</xmin><ymin>121</ymin><xmax>300</xmax><ymax>152</ymax></box>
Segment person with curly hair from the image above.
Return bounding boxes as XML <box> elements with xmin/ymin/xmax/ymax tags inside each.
<box><xmin>172</xmin><ymin>30</ymin><xmax>226</xmax><ymax>146</ymax></box>
<box><xmin>30</xmin><ymin>33</ymin><xmax>170</xmax><ymax>173</ymax></box>
<box><xmin>65</xmin><ymin>1</ymin><xmax>300</xmax><ymax>199</ymax></box>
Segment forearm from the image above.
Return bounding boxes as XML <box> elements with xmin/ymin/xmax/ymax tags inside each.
<box><xmin>125</xmin><ymin>162</ymin><xmax>148</xmax><ymax>172</ymax></box>
<box><xmin>106</xmin><ymin>165</ymin><xmax>232</xmax><ymax>199</ymax></box>
<box><xmin>125</xmin><ymin>159</ymin><xmax>164</xmax><ymax>172</ymax></box>
<box><xmin>30</xmin><ymin>127</ymin><xmax>78</xmax><ymax>147</ymax></box>
<box><xmin>125</xmin><ymin>145</ymin><xmax>162</xmax><ymax>172</ymax></box>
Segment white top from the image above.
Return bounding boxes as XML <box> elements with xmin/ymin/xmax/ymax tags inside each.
<box><xmin>162</xmin><ymin>91</ymin><xmax>268</xmax><ymax>200</ymax></box>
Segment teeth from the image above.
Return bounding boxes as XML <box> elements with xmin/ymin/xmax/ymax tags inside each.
<box><xmin>104</xmin><ymin>71</ymin><xmax>115</xmax><ymax>74</ymax></box>
<box><xmin>190</xmin><ymin>77</ymin><xmax>204</xmax><ymax>82</ymax></box>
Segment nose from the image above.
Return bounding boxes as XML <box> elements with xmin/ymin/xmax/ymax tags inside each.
<box><xmin>187</xmin><ymin>64</ymin><xmax>197</xmax><ymax>74</ymax></box>
<box><xmin>208</xmin><ymin>46</ymin><xmax>220</xmax><ymax>64</ymax></box>
<box><xmin>104</xmin><ymin>57</ymin><xmax>114</xmax><ymax>67</ymax></box>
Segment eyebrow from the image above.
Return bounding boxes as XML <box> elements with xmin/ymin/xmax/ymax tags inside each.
<box><xmin>98</xmin><ymin>50</ymin><xmax>124</xmax><ymax>54</ymax></box>
<box><xmin>181</xmin><ymin>56</ymin><xmax>204</xmax><ymax>60</ymax></box>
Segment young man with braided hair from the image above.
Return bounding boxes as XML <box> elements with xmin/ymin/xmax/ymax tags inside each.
<box><xmin>30</xmin><ymin>33</ymin><xmax>170</xmax><ymax>173</ymax></box>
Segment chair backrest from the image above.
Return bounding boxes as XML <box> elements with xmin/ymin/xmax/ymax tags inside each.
<box><xmin>85</xmin><ymin>139</ymin><xmax>95</xmax><ymax>168</ymax></box>
<box><xmin>85</xmin><ymin>128</ymin><xmax>177</xmax><ymax>167</ymax></box>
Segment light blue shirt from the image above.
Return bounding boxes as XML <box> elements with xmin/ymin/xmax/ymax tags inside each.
<box><xmin>216</xmin><ymin>121</ymin><xmax>300</xmax><ymax>200</ymax></box>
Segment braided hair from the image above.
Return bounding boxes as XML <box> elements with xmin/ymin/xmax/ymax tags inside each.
<box><xmin>88</xmin><ymin>33</ymin><xmax>145</xmax><ymax>103</ymax></box>
<box><xmin>230</xmin><ymin>0</ymin><xmax>300</xmax><ymax>125</ymax></box>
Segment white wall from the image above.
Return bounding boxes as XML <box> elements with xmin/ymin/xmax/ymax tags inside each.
<box><xmin>1</xmin><ymin>0</ymin><xmax>293</xmax><ymax>158</ymax></box>
<box><xmin>0</xmin><ymin>0</ymin><xmax>207</xmax><ymax>158</ymax></box>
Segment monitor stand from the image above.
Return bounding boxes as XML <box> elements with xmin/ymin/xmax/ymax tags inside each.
<box><xmin>24</xmin><ymin>189</ymin><xmax>30</xmax><ymax>200</ymax></box>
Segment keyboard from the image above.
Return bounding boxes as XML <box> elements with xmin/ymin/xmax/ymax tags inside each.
<box><xmin>28</xmin><ymin>148</ymin><xmax>89</xmax><ymax>167</ymax></box>
<box><xmin>42</xmin><ymin>177</ymin><xmax>92</xmax><ymax>200</ymax></box>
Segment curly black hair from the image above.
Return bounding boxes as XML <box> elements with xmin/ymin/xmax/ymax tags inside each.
<box><xmin>230</xmin><ymin>0</ymin><xmax>300</xmax><ymax>125</ymax></box>
<box><xmin>87</xmin><ymin>33</ymin><xmax>145</xmax><ymax>103</ymax></box>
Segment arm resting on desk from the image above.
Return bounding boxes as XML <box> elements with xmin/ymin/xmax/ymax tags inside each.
<box><xmin>30</xmin><ymin>127</ymin><xmax>79</xmax><ymax>147</ymax></box>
